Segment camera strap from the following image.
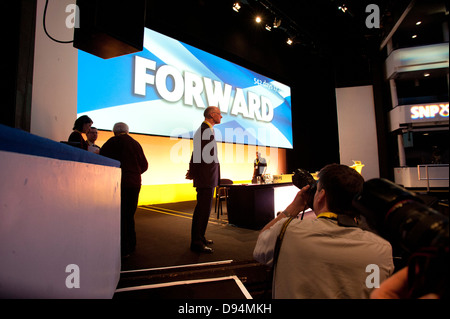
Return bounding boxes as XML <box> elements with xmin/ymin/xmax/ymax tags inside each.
<box><xmin>269</xmin><ymin>216</ymin><xmax>295</xmax><ymax>297</ymax></box>
<box><xmin>273</xmin><ymin>217</ymin><xmax>295</xmax><ymax>269</ymax></box>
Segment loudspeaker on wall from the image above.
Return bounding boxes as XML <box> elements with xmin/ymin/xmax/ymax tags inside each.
<box><xmin>73</xmin><ymin>0</ymin><xmax>146</xmax><ymax>59</ymax></box>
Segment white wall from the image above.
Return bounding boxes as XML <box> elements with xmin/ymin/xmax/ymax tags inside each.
<box><xmin>0</xmin><ymin>150</ymin><xmax>121</xmax><ymax>298</ymax></box>
<box><xmin>335</xmin><ymin>86</ymin><xmax>380</xmax><ymax>180</ymax></box>
<box><xmin>31</xmin><ymin>0</ymin><xmax>78</xmax><ymax>142</ymax></box>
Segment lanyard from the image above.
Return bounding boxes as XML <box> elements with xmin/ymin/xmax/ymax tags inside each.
<box><xmin>317</xmin><ymin>212</ymin><xmax>338</xmax><ymax>220</ymax></box>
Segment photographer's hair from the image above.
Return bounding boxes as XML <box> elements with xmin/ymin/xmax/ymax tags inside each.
<box><xmin>113</xmin><ymin>122</ymin><xmax>129</xmax><ymax>135</ymax></box>
<box><xmin>73</xmin><ymin>115</ymin><xmax>93</xmax><ymax>131</ymax></box>
<box><xmin>318</xmin><ymin>164</ymin><xmax>364</xmax><ymax>216</ymax></box>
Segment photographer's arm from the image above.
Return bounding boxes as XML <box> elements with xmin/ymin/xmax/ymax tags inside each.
<box><xmin>254</xmin><ymin>185</ymin><xmax>311</xmax><ymax>266</ymax></box>
<box><xmin>260</xmin><ymin>185</ymin><xmax>310</xmax><ymax>233</ymax></box>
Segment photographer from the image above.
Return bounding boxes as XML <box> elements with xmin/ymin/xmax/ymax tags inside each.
<box><xmin>253</xmin><ymin>164</ymin><xmax>394</xmax><ymax>299</ymax></box>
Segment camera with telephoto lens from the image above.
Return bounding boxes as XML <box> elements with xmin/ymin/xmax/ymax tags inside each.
<box><xmin>292</xmin><ymin>168</ymin><xmax>317</xmax><ymax>209</ymax></box>
<box><xmin>353</xmin><ymin>178</ymin><xmax>449</xmax><ymax>298</ymax></box>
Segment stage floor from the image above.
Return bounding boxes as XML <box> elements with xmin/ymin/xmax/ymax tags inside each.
<box><xmin>115</xmin><ymin>201</ymin><xmax>272</xmax><ymax>299</ymax></box>
<box><xmin>121</xmin><ymin>200</ymin><xmax>260</xmax><ymax>271</ymax></box>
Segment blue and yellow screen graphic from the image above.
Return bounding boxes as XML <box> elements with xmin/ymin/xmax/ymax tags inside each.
<box><xmin>78</xmin><ymin>28</ymin><xmax>293</xmax><ymax>148</ymax></box>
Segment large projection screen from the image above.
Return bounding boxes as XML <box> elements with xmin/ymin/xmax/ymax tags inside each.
<box><xmin>77</xmin><ymin>28</ymin><xmax>293</xmax><ymax>148</ymax></box>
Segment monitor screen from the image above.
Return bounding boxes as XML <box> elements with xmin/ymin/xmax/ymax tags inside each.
<box><xmin>77</xmin><ymin>28</ymin><xmax>293</xmax><ymax>148</ymax></box>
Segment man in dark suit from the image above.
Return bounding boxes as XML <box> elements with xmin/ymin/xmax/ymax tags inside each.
<box><xmin>100</xmin><ymin>122</ymin><xmax>148</xmax><ymax>257</ymax></box>
<box><xmin>187</xmin><ymin>106</ymin><xmax>222</xmax><ymax>253</ymax></box>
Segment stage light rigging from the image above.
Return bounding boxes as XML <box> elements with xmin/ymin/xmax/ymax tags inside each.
<box><xmin>338</xmin><ymin>4</ymin><xmax>348</xmax><ymax>13</ymax></box>
<box><xmin>232</xmin><ymin>0</ymin><xmax>312</xmax><ymax>48</ymax></box>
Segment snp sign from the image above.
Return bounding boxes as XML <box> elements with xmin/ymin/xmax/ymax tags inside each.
<box><xmin>410</xmin><ymin>103</ymin><xmax>449</xmax><ymax>120</ymax></box>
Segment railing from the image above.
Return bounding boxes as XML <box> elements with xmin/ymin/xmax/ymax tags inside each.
<box><xmin>417</xmin><ymin>164</ymin><xmax>449</xmax><ymax>192</ymax></box>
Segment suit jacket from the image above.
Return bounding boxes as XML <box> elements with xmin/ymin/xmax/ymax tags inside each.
<box><xmin>100</xmin><ymin>134</ymin><xmax>148</xmax><ymax>188</ymax></box>
<box><xmin>189</xmin><ymin>122</ymin><xmax>220</xmax><ymax>188</ymax></box>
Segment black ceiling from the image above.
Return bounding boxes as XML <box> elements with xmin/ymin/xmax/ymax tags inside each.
<box><xmin>145</xmin><ymin>0</ymin><xmax>448</xmax><ymax>87</ymax></box>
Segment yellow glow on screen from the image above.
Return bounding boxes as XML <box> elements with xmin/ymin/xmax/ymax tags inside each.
<box><xmin>95</xmin><ymin>130</ymin><xmax>287</xmax><ymax>204</ymax></box>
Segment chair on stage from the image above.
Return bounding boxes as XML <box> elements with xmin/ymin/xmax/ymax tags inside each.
<box><xmin>215</xmin><ymin>179</ymin><xmax>233</xmax><ymax>219</ymax></box>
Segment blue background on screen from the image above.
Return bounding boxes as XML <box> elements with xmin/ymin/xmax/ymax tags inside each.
<box><xmin>78</xmin><ymin>28</ymin><xmax>293</xmax><ymax>148</ymax></box>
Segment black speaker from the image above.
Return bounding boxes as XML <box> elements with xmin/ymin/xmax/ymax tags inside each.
<box><xmin>73</xmin><ymin>0</ymin><xmax>146</xmax><ymax>59</ymax></box>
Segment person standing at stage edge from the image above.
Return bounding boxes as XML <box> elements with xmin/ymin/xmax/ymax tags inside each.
<box><xmin>186</xmin><ymin>106</ymin><xmax>222</xmax><ymax>253</ymax></box>
<box><xmin>100</xmin><ymin>122</ymin><xmax>148</xmax><ymax>257</ymax></box>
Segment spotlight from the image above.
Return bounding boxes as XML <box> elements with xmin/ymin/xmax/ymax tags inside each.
<box><xmin>273</xmin><ymin>18</ymin><xmax>281</xmax><ymax>28</ymax></box>
<box><xmin>286</xmin><ymin>38</ymin><xmax>293</xmax><ymax>45</ymax></box>
<box><xmin>255</xmin><ymin>16</ymin><xmax>262</xmax><ymax>23</ymax></box>
<box><xmin>233</xmin><ymin>2</ymin><xmax>241</xmax><ymax>12</ymax></box>
<box><xmin>338</xmin><ymin>4</ymin><xmax>348</xmax><ymax>13</ymax></box>
<box><xmin>416</xmin><ymin>21</ymin><xmax>422</xmax><ymax>25</ymax></box>
<box><xmin>412</xmin><ymin>34</ymin><xmax>417</xmax><ymax>38</ymax></box>
<box><xmin>265</xmin><ymin>24</ymin><xmax>272</xmax><ymax>31</ymax></box>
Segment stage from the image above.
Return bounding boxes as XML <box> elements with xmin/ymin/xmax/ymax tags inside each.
<box><xmin>115</xmin><ymin>201</ymin><xmax>273</xmax><ymax>299</ymax></box>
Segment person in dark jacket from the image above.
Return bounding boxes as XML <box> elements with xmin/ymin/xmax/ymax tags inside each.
<box><xmin>68</xmin><ymin>115</ymin><xmax>93</xmax><ymax>150</ymax></box>
<box><xmin>186</xmin><ymin>106</ymin><xmax>222</xmax><ymax>253</ymax></box>
<box><xmin>100</xmin><ymin>122</ymin><xmax>148</xmax><ymax>257</ymax></box>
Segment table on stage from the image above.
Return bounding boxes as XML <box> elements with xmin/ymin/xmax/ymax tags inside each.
<box><xmin>226</xmin><ymin>182</ymin><xmax>298</xmax><ymax>229</ymax></box>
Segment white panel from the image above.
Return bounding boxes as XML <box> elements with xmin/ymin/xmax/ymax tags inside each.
<box><xmin>273</xmin><ymin>185</ymin><xmax>298</xmax><ymax>216</ymax></box>
<box><xmin>31</xmin><ymin>0</ymin><xmax>78</xmax><ymax>142</ymax></box>
<box><xmin>394</xmin><ymin>166</ymin><xmax>449</xmax><ymax>188</ymax></box>
<box><xmin>335</xmin><ymin>86</ymin><xmax>380</xmax><ymax>180</ymax></box>
<box><xmin>0</xmin><ymin>151</ymin><xmax>121</xmax><ymax>298</ymax></box>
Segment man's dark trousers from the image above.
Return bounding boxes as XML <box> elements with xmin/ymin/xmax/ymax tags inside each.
<box><xmin>121</xmin><ymin>186</ymin><xmax>141</xmax><ymax>256</ymax></box>
<box><xmin>191</xmin><ymin>187</ymin><xmax>214</xmax><ymax>248</ymax></box>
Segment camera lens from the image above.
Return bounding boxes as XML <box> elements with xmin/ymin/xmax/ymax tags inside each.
<box><xmin>354</xmin><ymin>178</ymin><xmax>449</xmax><ymax>254</ymax></box>
<box><xmin>386</xmin><ymin>200</ymin><xmax>448</xmax><ymax>254</ymax></box>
